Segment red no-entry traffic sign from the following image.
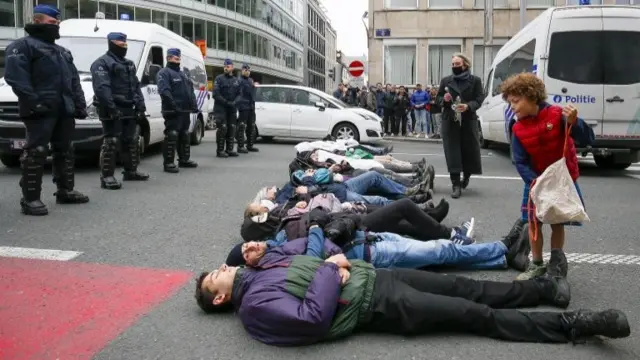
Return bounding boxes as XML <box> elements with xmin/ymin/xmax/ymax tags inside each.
<box><xmin>348</xmin><ymin>60</ymin><xmax>365</xmax><ymax>78</ymax></box>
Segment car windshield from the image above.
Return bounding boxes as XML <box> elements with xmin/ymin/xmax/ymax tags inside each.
<box><xmin>330</xmin><ymin>96</ymin><xmax>349</xmax><ymax>108</ymax></box>
<box><xmin>55</xmin><ymin>37</ymin><xmax>145</xmax><ymax>73</ymax></box>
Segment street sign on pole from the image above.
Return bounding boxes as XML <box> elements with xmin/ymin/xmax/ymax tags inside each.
<box><xmin>348</xmin><ymin>60</ymin><xmax>365</xmax><ymax>78</ymax></box>
<box><xmin>579</xmin><ymin>0</ymin><xmax>591</xmax><ymax>4</ymax></box>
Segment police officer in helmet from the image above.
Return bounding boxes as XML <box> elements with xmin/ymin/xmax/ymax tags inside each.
<box><xmin>236</xmin><ymin>64</ymin><xmax>259</xmax><ymax>153</ymax></box>
<box><xmin>4</xmin><ymin>5</ymin><xmax>90</xmax><ymax>216</ymax></box>
<box><xmin>156</xmin><ymin>48</ymin><xmax>199</xmax><ymax>172</ymax></box>
<box><xmin>91</xmin><ymin>32</ymin><xmax>149</xmax><ymax>190</ymax></box>
<box><xmin>212</xmin><ymin>59</ymin><xmax>240</xmax><ymax>158</ymax></box>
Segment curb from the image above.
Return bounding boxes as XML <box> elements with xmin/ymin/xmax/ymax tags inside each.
<box><xmin>381</xmin><ymin>137</ymin><xmax>443</xmax><ymax>143</ymax></box>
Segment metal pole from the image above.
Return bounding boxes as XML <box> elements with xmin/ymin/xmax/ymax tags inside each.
<box><xmin>483</xmin><ymin>0</ymin><xmax>493</xmax><ymax>82</ymax></box>
<box><xmin>24</xmin><ymin>0</ymin><xmax>34</xmax><ymax>24</ymax></box>
<box><xmin>520</xmin><ymin>0</ymin><xmax>527</xmax><ymax>30</ymax></box>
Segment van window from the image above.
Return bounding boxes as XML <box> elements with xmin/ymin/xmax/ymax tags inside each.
<box><xmin>491</xmin><ymin>39</ymin><xmax>536</xmax><ymax>96</ymax></box>
<box><xmin>142</xmin><ymin>46</ymin><xmax>164</xmax><ymax>85</ymax></box>
<box><xmin>181</xmin><ymin>55</ymin><xmax>208</xmax><ymax>90</ymax></box>
<box><xmin>548</xmin><ymin>31</ymin><xmax>602</xmax><ymax>84</ymax></box>
<box><xmin>56</xmin><ymin>37</ymin><xmax>145</xmax><ymax>72</ymax></box>
<box><xmin>603</xmin><ymin>31</ymin><xmax>640</xmax><ymax>85</ymax></box>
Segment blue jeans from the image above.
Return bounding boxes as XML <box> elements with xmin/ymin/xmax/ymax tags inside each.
<box><xmin>414</xmin><ymin>109</ymin><xmax>427</xmax><ymax>133</ymax></box>
<box><xmin>345</xmin><ymin>171</ymin><xmax>406</xmax><ymax>195</ymax></box>
<box><xmin>368</xmin><ymin>233</ymin><xmax>508</xmax><ymax>270</ymax></box>
<box><xmin>376</xmin><ymin>108</ymin><xmax>384</xmax><ymax>117</ymax></box>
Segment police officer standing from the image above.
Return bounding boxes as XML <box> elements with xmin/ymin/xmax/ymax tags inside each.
<box><xmin>156</xmin><ymin>48</ymin><xmax>199</xmax><ymax>172</ymax></box>
<box><xmin>235</xmin><ymin>64</ymin><xmax>259</xmax><ymax>153</ymax></box>
<box><xmin>4</xmin><ymin>5</ymin><xmax>90</xmax><ymax>216</ymax></box>
<box><xmin>212</xmin><ymin>59</ymin><xmax>240</xmax><ymax>158</ymax></box>
<box><xmin>91</xmin><ymin>32</ymin><xmax>149</xmax><ymax>190</ymax></box>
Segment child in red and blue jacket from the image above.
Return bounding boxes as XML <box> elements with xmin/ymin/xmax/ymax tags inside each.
<box><xmin>501</xmin><ymin>73</ymin><xmax>594</xmax><ymax>282</ymax></box>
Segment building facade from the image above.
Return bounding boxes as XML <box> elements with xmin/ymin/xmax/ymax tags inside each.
<box><xmin>325</xmin><ymin>23</ymin><xmax>337</xmax><ymax>93</ymax></box>
<box><xmin>0</xmin><ymin>0</ymin><xmax>305</xmax><ymax>84</ymax></box>
<box><xmin>367</xmin><ymin>0</ymin><xmax>634</xmax><ymax>88</ymax></box>
<box><xmin>303</xmin><ymin>0</ymin><xmax>331</xmax><ymax>92</ymax></box>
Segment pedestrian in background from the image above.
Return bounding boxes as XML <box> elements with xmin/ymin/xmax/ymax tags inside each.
<box><xmin>366</xmin><ymin>85</ymin><xmax>377</xmax><ymax>112</ymax></box>
<box><xmin>375</xmin><ymin>83</ymin><xmax>385</xmax><ymax>118</ymax></box>
<box><xmin>394</xmin><ymin>86</ymin><xmax>411</xmax><ymax>136</ymax></box>
<box><xmin>382</xmin><ymin>84</ymin><xmax>396</xmax><ymax>136</ymax></box>
<box><xmin>410</xmin><ymin>83</ymin><xmax>430</xmax><ymax>138</ymax></box>
<box><xmin>430</xmin><ymin>86</ymin><xmax>441</xmax><ymax>138</ymax></box>
<box><xmin>436</xmin><ymin>53</ymin><xmax>484</xmax><ymax>199</ymax></box>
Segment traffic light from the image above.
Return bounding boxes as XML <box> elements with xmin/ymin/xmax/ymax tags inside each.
<box><xmin>328</xmin><ymin>68</ymin><xmax>335</xmax><ymax>80</ymax></box>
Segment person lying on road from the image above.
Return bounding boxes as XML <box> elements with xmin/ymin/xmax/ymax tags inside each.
<box><xmin>195</xmin><ymin>233</ymin><xmax>629</xmax><ymax>346</ymax></box>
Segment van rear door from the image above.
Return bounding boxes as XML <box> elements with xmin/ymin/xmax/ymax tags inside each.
<box><xmin>601</xmin><ymin>7</ymin><xmax>640</xmax><ymax>138</ymax></box>
<box><xmin>543</xmin><ymin>7</ymin><xmax>603</xmax><ymax>139</ymax></box>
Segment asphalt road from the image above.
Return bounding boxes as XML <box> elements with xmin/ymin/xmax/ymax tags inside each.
<box><xmin>1</xmin><ymin>136</ymin><xmax>639</xmax><ymax>360</ymax></box>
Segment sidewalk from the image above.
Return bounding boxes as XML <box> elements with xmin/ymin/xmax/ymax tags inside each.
<box><xmin>381</xmin><ymin>135</ymin><xmax>443</xmax><ymax>143</ymax></box>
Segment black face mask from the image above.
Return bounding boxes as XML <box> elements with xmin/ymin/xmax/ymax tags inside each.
<box><xmin>167</xmin><ymin>61</ymin><xmax>180</xmax><ymax>69</ymax></box>
<box><xmin>452</xmin><ymin>66</ymin><xmax>464</xmax><ymax>75</ymax></box>
<box><xmin>25</xmin><ymin>23</ymin><xmax>60</xmax><ymax>43</ymax></box>
<box><xmin>108</xmin><ymin>42</ymin><xmax>128</xmax><ymax>58</ymax></box>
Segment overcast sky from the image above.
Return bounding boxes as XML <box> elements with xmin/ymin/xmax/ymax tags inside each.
<box><xmin>323</xmin><ymin>0</ymin><xmax>368</xmax><ymax>57</ymax></box>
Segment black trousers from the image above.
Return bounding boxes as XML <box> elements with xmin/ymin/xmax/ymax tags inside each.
<box><xmin>24</xmin><ymin>113</ymin><xmax>74</xmax><ymax>150</ymax></box>
<box><xmin>394</xmin><ymin>114</ymin><xmax>407</xmax><ymax>136</ymax></box>
<box><xmin>362</xmin><ymin>198</ymin><xmax>451</xmax><ymax>240</ymax></box>
<box><xmin>214</xmin><ymin>108</ymin><xmax>237</xmax><ymax>152</ymax></box>
<box><xmin>237</xmin><ymin>109</ymin><xmax>256</xmax><ymax>149</ymax></box>
<box><xmin>101</xmin><ymin>109</ymin><xmax>137</xmax><ymax>143</ymax></box>
<box><xmin>163</xmin><ymin>112</ymin><xmax>191</xmax><ymax>135</ymax></box>
<box><xmin>383</xmin><ymin>109</ymin><xmax>394</xmax><ymax>134</ymax></box>
<box><xmin>364</xmin><ymin>269</ymin><xmax>569</xmax><ymax>343</ymax></box>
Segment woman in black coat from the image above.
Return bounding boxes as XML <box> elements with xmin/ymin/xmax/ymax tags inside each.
<box><xmin>436</xmin><ymin>53</ymin><xmax>484</xmax><ymax>199</ymax></box>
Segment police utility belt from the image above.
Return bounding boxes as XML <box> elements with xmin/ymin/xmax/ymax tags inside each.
<box><xmin>342</xmin><ymin>232</ymin><xmax>381</xmax><ymax>263</ymax></box>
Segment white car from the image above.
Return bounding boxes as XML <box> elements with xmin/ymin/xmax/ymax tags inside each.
<box><xmin>253</xmin><ymin>84</ymin><xmax>384</xmax><ymax>144</ymax></box>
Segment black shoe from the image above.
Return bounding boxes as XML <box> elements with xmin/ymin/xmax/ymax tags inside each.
<box><xmin>505</xmin><ymin>218</ymin><xmax>527</xmax><ymax>244</ymax></box>
<box><xmin>101</xmin><ymin>176</ymin><xmax>122</xmax><ymax>190</ymax></box>
<box><xmin>226</xmin><ymin>150</ymin><xmax>239</xmax><ymax>157</ymax></box>
<box><xmin>462</xmin><ymin>175</ymin><xmax>471</xmax><ymax>189</ymax></box>
<box><xmin>247</xmin><ymin>146</ymin><xmax>259</xmax><ymax>152</ymax></box>
<box><xmin>179</xmin><ymin>160</ymin><xmax>198</xmax><ymax>168</ymax></box>
<box><xmin>451</xmin><ymin>185</ymin><xmax>462</xmax><ymax>199</ymax></box>
<box><xmin>424</xmin><ymin>198</ymin><xmax>449</xmax><ymax>223</ymax></box>
<box><xmin>408</xmin><ymin>193</ymin><xmax>429</xmax><ymax>203</ymax></box>
<box><xmin>561</xmin><ymin>309</ymin><xmax>630</xmax><ymax>343</ymax></box>
<box><xmin>547</xmin><ymin>249</ymin><xmax>569</xmax><ymax>278</ymax></box>
<box><xmin>20</xmin><ymin>199</ymin><xmax>48</xmax><ymax>216</ymax></box>
<box><xmin>217</xmin><ymin>151</ymin><xmax>229</xmax><ymax>158</ymax></box>
<box><xmin>54</xmin><ymin>189</ymin><xmax>90</xmax><ymax>204</ymax></box>
<box><xmin>535</xmin><ymin>275</ymin><xmax>571</xmax><ymax>309</ymax></box>
<box><xmin>122</xmin><ymin>171</ymin><xmax>150</xmax><ymax>181</ymax></box>
<box><xmin>237</xmin><ymin>147</ymin><xmax>249</xmax><ymax>154</ymax></box>
<box><xmin>505</xmin><ymin>223</ymin><xmax>531</xmax><ymax>272</ymax></box>
<box><xmin>164</xmin><ymin>163</ymin><xmax>180</xmax><ymax>173</ymax></box>
<box><xmin>423</xmin><ymin>164</ymin><xmax>435</xmax><ymax>191</ymax></box>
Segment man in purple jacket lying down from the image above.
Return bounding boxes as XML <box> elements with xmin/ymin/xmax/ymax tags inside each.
<box><xmin>194</xmin><ymin>226</ymin><xmax>630</xmax><ymax>347</ymax></box>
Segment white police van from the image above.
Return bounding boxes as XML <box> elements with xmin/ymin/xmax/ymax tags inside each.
<box><xmin>0</xmin><ymin>16</ymin><xmax>210</xmax><ymax>168</ymax></box>
<box><xmin>477</xmin><ymin>5</ymin><xmax>640</xmax><ymax>170</ymax></box>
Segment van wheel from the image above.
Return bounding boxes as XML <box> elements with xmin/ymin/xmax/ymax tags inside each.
<box><xmin>0</xmin><ymin>154</ymin><xmax>20</xmax><ymax>168</ymax></box>
<box><xmin>594</xmin><ymin>155</ymin><xmax>632</xmax><ymax>170</ymax></box>
<box><xmin>191</xmin><ymin>118</ymin><xmax>204</xmax><ymax>145</ymax></box>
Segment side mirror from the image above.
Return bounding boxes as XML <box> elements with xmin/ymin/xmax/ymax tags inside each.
<box><xmin>315</xmin><ymin>101</ymin><xmax>326</xmax><ymax>111</ymax></box>
<box><xmin>148</xmin><ymin>64</ymin><xmax>162</xmax><ymax>84</ymax></box>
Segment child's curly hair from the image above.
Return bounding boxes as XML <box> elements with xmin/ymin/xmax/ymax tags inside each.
<box><xmin>500</xmin><ymin>73</ymin><xmax>547</xmax><ymax>104</ymax></box>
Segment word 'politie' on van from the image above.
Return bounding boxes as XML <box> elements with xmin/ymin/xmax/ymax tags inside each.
<box><xmin>0</xmin><ymin>16</ymin><xmax>210</xmax><ymax>168</ymax></box>
<box><xmin>477</xmin><ymin>5</ymin><xmax>640</xmax><ymax>171</ymax></box>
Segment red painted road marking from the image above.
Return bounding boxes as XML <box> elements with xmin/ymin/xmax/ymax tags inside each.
<box><xmin>0</xmin><ymin>258</ymin><xmax>192</xmax><ymax>360</ymax></box>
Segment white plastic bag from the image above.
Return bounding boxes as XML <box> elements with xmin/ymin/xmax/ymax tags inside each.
<box><xmin>529</xmin><ymin>157</ymin><xmax>590</xmax><ymax>224</ymax></box>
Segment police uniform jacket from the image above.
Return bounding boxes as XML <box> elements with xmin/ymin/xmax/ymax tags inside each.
<box><xmin>156</xmin><ymin>65</ymin><xmax>198</xmax><ymax>113</ymax></box>
<box><xmin>236</xmin><ymin>75</ymin><xmax>255</xmax><ymax>112</ymax></box>
<box><xmin>212</xmin><ymin>72</ymin><xmax>239</xmax><ymax>115</ymax></box>
<box><xmin>90</xmin><ymin>52</ymin><xmax>146</xmax><ymax>116</ymax></box>
<box><xmin>4</xmin><ymin>36</ymin><xmax>86</xmax><ymax>118</ymax></box>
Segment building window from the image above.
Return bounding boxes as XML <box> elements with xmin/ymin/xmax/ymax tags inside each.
<box><xmin>207</xmin><ymin>21</ymin><xmax>217</xmax><ymax>48</ymax></box>
<box><xmin>79</xmin><ymin>0</ymin><xmax>98</xmax><ymax>19</ymax></box>
<box><xmin>118</xmin><ymin>4</ymin><xmax>134</xmax><ymax>21</ymax></box>
<box><xmin>194</xmin><ymin>18</ymin><xmax>206</xmax><ymax>42</ymax></box>
<box><xmin>566</xmin><ymin>0</ymin><xmax>601</xmax><ymax>3</ymax></box>
<box><xmin>384</xmin><ymin>0</ymin><xmax>418</xmax><ymax>8</ymax></box>
<box><xmin>60</xmin><ymin>0</ymin><xmax>79</xmax><ymax>20</ymax></box>
<box><xmin>384</xmin><ymin>45</ymin><xmax>416</xmax><ymax>86</ymax></box>
<box><xmin>472</xmin><ymin>44</ymin><xmax>503</xmax><ymax>78</ymax></box>
<box><xmin>473</xmin><ymin>0</ymin><xmax>508</xmax><ymax>8</ymax></box>
<box><xmin>136</xmin><ymin>7</ymin><xmax>151</xmax><ymax>23</ymax></box>
<box><xmin>428</xmin><ymin>44</ymin><xmax>461</xmax><ymax>85</ymax></box>
<box><xmin>167</xmin><ymin>13</ymin><xmax>181</xmax><ymax>35</ymax></box>
<box><xmin>228</xmin><ymin>27</ymin><xmax>237</xmax><ymax>52</ymax></box>
<box><xmin>151</xmin><ymin>10</ymin><xmax>166</xmax><ymax>27</ymax></box>
<box><xmin>428</xmin><ymin>0</ymin><xmax>462</xmax><ymax>8</ymax></box>
<box><xmin>218</xmin><ymin>24</ymin><xmax>228</xmax><ymax>51</ymax></box>
<box><xmin>615</xmin><ymin>0</ymin><xmax>639</xmax><ymax>4</ymax></box>
<box><xmin>526</xmin><ymin>0</ymin><xmax>555</xmax><ymax>7</ymax></box>
<box><xmin>182</xmin><ymin>16</ymin><xmax>194</xmax><ymax>41</ymax></box>
<box><xmin>99</xmin><ymin>2</ymin><xmax>117</xmax><ymax>19</ymax></box>
<box><xmin>16</xmin><ymin>0</ymin><xmax>24</xmax><ymax>26</ymax></box>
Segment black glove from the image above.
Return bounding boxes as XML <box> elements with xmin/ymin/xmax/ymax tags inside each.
<box><xmin>74</xmin><ymin>109</ymin><xmax>88</xmax><ymax>119</ymax></box>
<box><xmin>136</xmin><ymin>110</ymin><xmax>146</xmax><ymax>120</ymax></box>
<box><xmin>308</xmin><ymin>208</ymin><xmax>331</xmax><ymax>229</ymax></box>
<box><xmin>30</xmin><ymin>103</ymin><xmax>50</xmax><ymax>117</ymax></box>
<box><xmin>109</xmin><ymin>109</ymin><xmax>122</xmax><ymax>121</ymax></box>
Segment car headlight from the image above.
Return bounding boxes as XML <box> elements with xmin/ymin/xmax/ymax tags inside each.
<box><xmin>86</xmin><ymin>104</ymin><xmax>98</xmax><ymax>119</ymax></box>
<box><xmin>357</xmin><ymin>113</ymin><xmax>377</xmax><ymax>121</ymax></box>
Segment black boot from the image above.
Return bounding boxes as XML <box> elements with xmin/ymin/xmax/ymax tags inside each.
<box><xmin>246</xmin><ymin>122</ymin><xmax>259</xmax><ymax>152</ymax></box>
<box><xmin>19</xmin><ymin>146</ymin><xmax>48</xmax><ymax>216</ymax></box>
<box><xmin>163</xmin><ymin>131</ymin><xmax>179</xmax><ymax>173</ymax></box>
<box><xmin>100</xmin><ymin>137</ymin><xmax>122</xmax><ymax>190</ymax></box>
<box><xmin>226</xmin><ymin>123</ymin><xmax>238</xmax><ymax>157</ymax></box>
<box><xmin>52</xmin><ymin>147</ymin><xmax>89</xmax><ymax>204</ymax></box>
<box><xmin>236</xmin><ymin>121</ymin><xmax>248</xmax><ymax>154</ymax></box>
<box><xmin>121</xmin><ymin>137</ymin><xmax>150</xmax><ymax>181</ymax></box>
<box><xmin>561</xmin><ymin>309</ymin><xmax>630</xmax><ymax>343</ymax></box>
<box><xmin>422</xmin><ymin>164</ymin><xmax>435</xmax><ymax>192</ymax></box>
<box><xmin>450</xmin><ymin>173</ymin><xmax>462</xmax><ymax>199</ymax></box>
<box><xmin>408</xmin><ymin>193</ymin><xmax>430</xmax><ymax>203</ymax></box>
<box><xmin>216</xmin><ymin>123</ymin><xmax>228</xmax><ymax>158</ymax></box>
<box><xmin>423</xmin><ymin>198</ymin><xmax>449</xmax><ymax>223</ymax></box>
<box><xmin>534</xmin><ymin>275</ymin><xmax>571</xmax><ymax>309</ymax></box>
<box><xmin>546</xmin><ymin>248</ymin><xmax>569</xmax><ymax>278</ymax></box>
<box><xmin>177</xmin><ymin>132</ymin><xmax>198</xmax><ymax>168</ymax></box>
<box><xmin>504</xmin><ymin>223</ymin><xmax>531</xmax><ymax>272</ymax></box>
<box><xmin>462</xmin><ymin>173</ymin><xmax>471</xmax><ymax>189</ymax></box>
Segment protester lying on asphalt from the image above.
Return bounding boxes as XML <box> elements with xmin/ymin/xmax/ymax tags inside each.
<box><xmin>195</xmin><ymin>228</ymin><xmax>630</xmax><ymax>346</ymax></box>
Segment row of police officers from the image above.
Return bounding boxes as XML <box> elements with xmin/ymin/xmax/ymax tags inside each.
<box><xmin>4</xmin><ymin>5</ymin><xmax>259</xmax><ymax>216</ymax></box>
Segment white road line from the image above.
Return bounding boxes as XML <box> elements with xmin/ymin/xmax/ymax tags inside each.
<box><xmin>435</xmin><ymin>174</ymin><xmax>522</xmax><ymax>180</ymax></box>
<box><xmin>535</xmin><ymin>252</ymin><xmax>640</xmax><ymax>265</ymax></box>
<box><xmin>392</xmin><ymin>152</ymin><xmax>493</xmax><ymax>158</ymax></box>
<box><xmin>0</xmin><ymin>246</ymin><xmax>82</xmax><ymax>261</ymax></box>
